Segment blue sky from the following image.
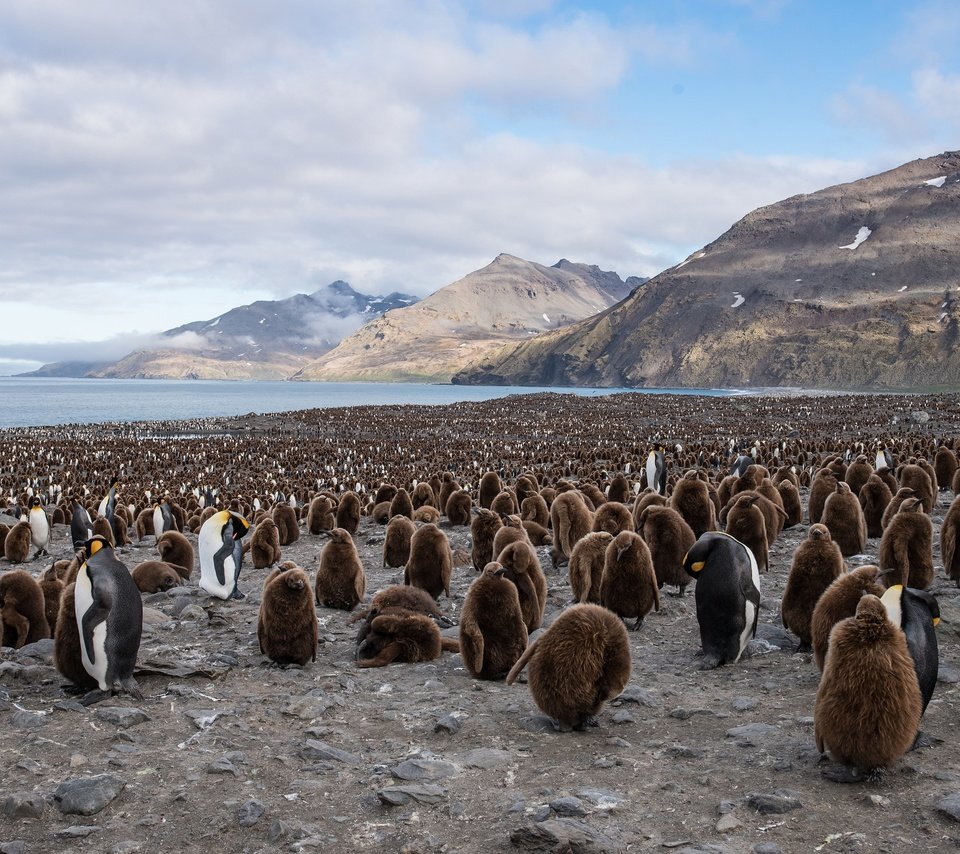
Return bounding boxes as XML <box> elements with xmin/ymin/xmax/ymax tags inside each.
<box><xmin>0</xmin><ymin>0</ymin><xmax>956</xmax><ymax>372</ymax></box>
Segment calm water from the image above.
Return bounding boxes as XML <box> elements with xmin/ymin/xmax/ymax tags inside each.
<box><xmin>0</xmin><ymin>377</ymin><xmax>748</xmax><ymax>429</ymax></box>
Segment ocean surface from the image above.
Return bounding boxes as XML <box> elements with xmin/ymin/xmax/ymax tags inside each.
<box><xmin>0</xmin><ymin>377</ymin><xmax>749</xmax><ymax>429</ymax></box>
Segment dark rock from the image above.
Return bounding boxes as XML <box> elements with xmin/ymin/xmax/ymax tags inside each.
<box><xmin>14</xmin><ymin>638</ymin><xmax>55</xmax><ymax>662</ymax></box>
<box><xmin>56</xmin><ymin>825</ymin><xmax>102</xmax><ymax>838</ymax></box>
<box><xmin>53</xmin><ymin>774</ymin><xmax>125</xmax><ymax>815</ymax></box>
<box><xmin>459</xmin><ymin>748</ymin><xmax>512</xmax><ymax>769</ymax></box>
<box><xmin>731</xmin><ymin>697</ymin><xmax>759</xmax><ymax>712</ymax></box>
<box><xmin>726</xmin><ymin>723</ymin><xmax>778</xmax><ymax>746</ymax></box>
<box><xmin>391</xmin><ymin>758</ymin><xmax>456</xmax><ymax>781</ymax></box>
<box><xmin>11</xmin><ymin>710</ymin><xmax>46</xmax><ymax>730</ymax></box>
<box><xmin>613</xmin><ymin>686</ymin><xmax>658</xmax><ymax>707</ymax></box>
<box><xmin>206</xmin><ymin>758</ymin><xmax>240</xmax><ymax>776</ymax></box>
<box><xmin>549</xmin><ymin>796</ymin><xmax>587</xmax><ymax>817</ymax></box>
<box><xmin>434</xmin><ymin>711</ymin><xmax>466</xmax><ymax>734</ymax></box>
<box><xmin>610</xmin><ymin>710</ymin><xmax>635</xmax><ymax>724</ymax></box>
<box><xmin>95</xmin><ymin>707</ymin><xmax>149</xmax><ymax>729</ymax></box>
<box><xmin>2</xmin><ymin>792</ymin><xmax>44</xmax><ymax>819</ymax></box>
<box><xmin>745</xmin><ymin>789</ymin><xmax>802</xmax><ymax>814</ymax></box>
<box><xmin>754</xmin><ymin>623</ymin><xmax>796</xmax><ymax>650</ymax></box>
<box><xmin>377</xmin><ymin>784</ymin><xmax>447</xmax><ymax>806</ymax></box>
<box><xmin>510</xmin><ymin>818</ymin><xmax>622</xmax><ymax>853</ymax></box>
<box><xmin>0</xmin><ymin>842</ymin><xmax>27</xmax><ymax>854</ymax></box>
<box><xmin>237</xmin><ymin>798</ymin><xmax>265</xmax><ymax>827</ymax></box>
<box><xmin>298</xmin><ymin>740</ymin><xmax>359</xmax><ymax>765</ymax></box>
<box><xmin>936</xmin><ymin>792</ymin><xmax>960</xmax><ymax>821</ymax></box>
<box><xmin>937</xmin><ymin>665</ymin><xmax>960</xmax><ymax>684</ymax></box>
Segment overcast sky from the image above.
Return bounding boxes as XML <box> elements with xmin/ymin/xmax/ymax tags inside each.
<box><xmin>1</xmin><ymin>0</ymin><xmax>957</xmax><ymax>373</ymax></box>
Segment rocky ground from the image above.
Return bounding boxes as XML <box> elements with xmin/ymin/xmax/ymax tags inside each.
<box><xmin>3</xmin><ymin>475</ymin><xmax>960</xmax><ymax>852</ymax></box>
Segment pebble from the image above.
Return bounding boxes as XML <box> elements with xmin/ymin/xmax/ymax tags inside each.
<box><xmin>109</xmin><ymin>842</ymin><xmax>143</xmax><ymax>854</ymax></box>
<box><xmin>715</xmin><ymin>813</ymin><xmax>742</xmax><ymax>832</ymax></box>
<box><xmin>184</xmin><ymin>709</ymin><xmax>222</xmax><ymax>729</ymax></box>
<box><xmin>434</xmin><ymin>711</ymin><xmax>467</xmax><ymax>734</ymax></box>
<box><xmin>510</xmin><ymin>818</ymin><xmax>620</xmax><ymax>852</ymax></box>
<box><xmin>10</xmin><ymin>710</ymin><xmax>46</xmax><ymax>730</ymax></box>
<box><xmin>726</xmin><ymin>723</ymin><xmax>778</xmax><ymax>746</ymax></box>
<box><xmin>744</xmin><ymin>789</ymin><xmax>802</xmax><ymax>815</ymax></box>
<box><xmin>936</xmin><ymin>792</ymin><xmax>960</xmax><ymax>822</ymax></box>
<box><xmin>577</xmin><ymin>789</ymin><xmax>625</xmax><ymax>811</ymax></box>
<box><xmin>937</xmin><ymin>665</ymin><xmax>960</xmax><ymax>684</ymax></box>
<box><xmin>207</xmin><ymin>758</ymin><xmax>240</xmax><ymax>777</ymax></box>
<box><xmin>53</xmin><ymin>774</ymin><xmax>125</xmax><ymax>816</ymax></box>
<box><xmin>56</xmin><ymin>825</ymin><xmax>102</xmax><ymax>838</ymax></box>
<box><xmin>0</xmin><ymin>842</ymin><xmax>27</xmax><ymax>854</ymax></box>
<box><xmin>13</xmin><ymin>638</ymin><xmax>55</xmax><ymax>663</ymax></box>
<box><xmin>752</xmin><ymin>845</ymin><xmax>783</xmax><ymax>854</ymax></box>
<box><xmin>377</xmin><ymin>784</ymin><xmax>447</xmax><ymax>806</ymax></box>
<box><xmin>237</xmin><ymin>798</ymin><xmax>265</xmax><ymax>827</ymax></box>
<box><xmin>391</xmin><ymin>758</ymin><xmax>457</xmax><ymax>781</ymax></box>
<box><xmin>611</xmin><ymin>710</ymin><xmax>635</xmax><ymax>724</ymax></box>
<box><xmin>613</xmin><ymin>686</ymin><xmax>658</xmax><ymax>707</ymax></box>
<box><xmin>731</xmin><ymin>696</ymin><xmax>759</xmax><ymax>712</ymax></box>
<box><xmin>299</xmin><ymin>740</ymin><xmax>360</xmax><ymax>765</ymax></box>
<box><xmin>94</xmin><ymin>707</ymin><xmax>150</xmax><ymax>729</ymax></box>
<box><xmin>458</xmin><ymin>748</ymin><xmax>512</xmax><ymax>769</ymax></box>
<box><xmin>1</xmin><ymin>792</ymin><xmax>44</xmax><ymax>820</ymax></box>
<box><xmin>178</xmin><ymin>604</ymin><xmax>207</xmax><ymax>622</ymax></box>
<box><xmin>549</xmin><ymin>796</ymin><xmax>587</xmax><ymax>817</ymax></box>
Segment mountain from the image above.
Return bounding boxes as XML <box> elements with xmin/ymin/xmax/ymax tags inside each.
<box><xmin>24</xmin><ymin>282</ymin><xmax>418</xmax><ymax>380</ymax></box>
<box><xmin>293</xmin><ymin>255</ymin><xmax>642</xmax><ymax>383</ymax></box>
<box><xmin>453</xmin><ymin>151</ymin><xmax>960</xmax><ymax>390</ymax></box>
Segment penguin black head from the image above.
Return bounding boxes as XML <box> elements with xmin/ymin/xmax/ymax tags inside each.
<box><xmin>682</xmin><ymin>532</ymin><xmax>730</xmax><ymax>577</ymax></box>
<box><xmin>230</xmin><ymin>514</ymin><xmax>251</xmax><ymax>540</ymax></box>
<box><xmin>30</xmin><ymin>496</ymin><xmax>42</xmax><ymax>509</ymax></box>
<box><xmin>81</xmin><ymin>535</ymin><xmax>111</xmax><ymax>560</ymax></box>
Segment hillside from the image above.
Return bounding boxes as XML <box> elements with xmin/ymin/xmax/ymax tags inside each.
<box><xmin>453</xmin><ymin>151</ymin><xmax>960</xmax><ymax>390</ymax></box>
<box><xmin>294</xmin><ymin>255</ymin><xmax>640</xmax><ymax>383</ymax></box>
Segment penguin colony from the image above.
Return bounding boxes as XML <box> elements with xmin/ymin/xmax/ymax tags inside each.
<box><xmin>0</xmin><ymin>392</ymin><xmax>959</xmax><ymax>791</ymax></box>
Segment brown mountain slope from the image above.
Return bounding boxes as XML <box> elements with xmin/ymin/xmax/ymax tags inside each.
<box><xmin>293</xmin><ymin>255</ymin><xmax>638</xmax><ymax>382</ymax></box>
<box><xmin>454</xmin><ymin>151</ymin><xmax>960</xmax><ymax>390</ymax></box>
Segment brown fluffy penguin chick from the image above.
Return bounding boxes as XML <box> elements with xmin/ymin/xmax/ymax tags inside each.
<box><xmin>411</xmin><ymin>482</ymin><xmax>436</xmax><ymax>510</ymax></box>
<box><xmin>859</xmin><ymin>475</ymin><xmax>892</xmax><ymax>539</ymax></box>
<box><xmin>568</xmin><ymin>531</ymin><xmax>613</xmax><ymax>604</ymax></box>
<box><xmin>356</xmin><ymin>610</ymin><xmax>459</xmax><ymax>667</ymax></box>
<box><xmin>413</xmin><ymin>505</ymin><xmax>440</xmax><ymax>524</ymax></box>
<box><xmin>349</xmin><ymin>584</ymin><xmax>446</xmax><ymax>628</ymax></box>
<box><xmin>821</xmin><ymin>482</ymin><xmax>867</xmax><ymax>557</ymax></box>
<box><xmin>636</xmin><ymin>505</ymin><xmax>695</xmax><ymax>595</ymax></box>
<box><xmin>669</xmin><ymin>471</ymin><xmax>716</xmax><ymax>538</ymax></box>
<box><xmin>881</xmin><ymin>487</ymin><xmax>917</xmax><ymax>530</ymax></box>
<box><xmin>520</xmin><ymin>493</ymin><xmax>550</xmax><ymax>528</ymax></box>
<box><xmin>521</xmin><ymin>520</ymin><xmax>552</xmax><ymax>546</ymax></box>
<box><xmin>550</xmin><ymin>491</ymin><xmax>593</xmax><ymax>568</ymax></box>
<box><xmin>935</xmin><ymin>446</ymin><xmax>958</xmax><ymax>491</ymax></box>
<box><xmin>898</xmin><ymin>463</ymin><xmax>935</xmax><ymax>513</ymax></box>
<box><xmin>404</xmin><ymin>523</ymin><xmax>452</xmax><ymax>600</ymax></box>
<box><xmin>383</xmin><ymin>515</ymin><xmax>416</xmax><ymax>568</ymax></box>
<box><xmin>0</xmin><ymin>570</ymin><xmax>50</xmax><ymax>647</ymax></box>
<box><xmin>471</xmin><ymin>508</ymin><xmax>503</xmax><ymax>572</ymax></box>
<box><xmin>601</xmin><ymin>531</ymin><xmax>660</xmax><ymax>629</ymax></box>
<box><xmin>497</xmin><ymin>540</ymin><xmax>547</xmax><ymax>631</ymax></box>
<box><xmin>315</xmin><ymin>528</ymin><xmax>366</xmax><ymax>611</ymax></box>
<box><xmin>844</xmin><ymin>455</ymin><xmax>874</xmax><ymax>497</ymax></box>
<box><xmin>272</xmin><ymin>503</ymin><xmax>300</xmax><ymax>545</ymax></box>
<box><xmin>250</xmin><ymin>517</ymin><xmax>283</xmax><ymax>569</ymax></box>
<box><xmin>374</xmin><ymin>483</ymin><xmax>398</xmax><ymax>506</ymax></box>
<box><xmin>156</xmin><ymin>531</ymin><xmax>194</xmax><ymax>580</ymax></box>
<box><xmin>40</xmin><ymin>572</ymin><xmax>64</xmax><ymax>636</ymax></box>
<box><xmin>491</xmin><ymin>489</ymin><xmax>519</xmax><ymax>516</ymax></box>
<box><xmin>506</xmin><ymin>603</ymin><xmax>631</xmax><ymax>732</ymax></box>
<box><xmin>132</xmin><ymin>560</ymin><xmax>182</xmax><ymax>593</ymax></box>
<box><xmin>941</xmin><ymin>494</ymin><xmax>960</xmax><ymax>586</ymax></box>
<box><xmin>632</xmin><ymin>489</ymin><xmax>667</xmax><ymax>528</ymax></box>
<box><xmin>808</xmin><ymin>470</ymin><xmax>838</xmax><ymax>525</ymax></box>
<box><xmin>811</xmin><ymin>565</ymin><xmax>885</xmax><ymax>670</ymax></box>
<box><xmin>371</xmin><ymin>501</ymin><xmax>391</xmax><ymax>525</ymax></box>
<box><xmin>479</xmin><ymin>472</ymin><xmax>503</xmax><ymax>509</ymax></box>
<box><xmin>54</xmin><ymin>581</ymin><xmax>97</xmax><ymax>693</ymax></box>
<box><xmin>389</xmin><ymin>488</ymin><xmax>414</xmax><ymax>520</ymax></box>
<box><xmin>335</xmin><ymin>491</ymin><xmax>362</xmax><ymax>534</ymax></box>
<box><xmin>878</xmin><ymin>498</ymin><xmax>933</xmax><ymax>589</ymax></box>
<box><xmin>725</xmin><ymin>494</ymin><xmax>770</xmax><ymax>572</ymax></box>
<box><xmin>776</xmin><ymin>480</ymin><xmax>803</xmax><ymax>528</ymax></box>
<box><xmin>815</xmin><ymin>594</ymin><xmax>921</xmax><ymax>778</ymax></box>
<box><xmin>307</xmin><ymin>495</ymin><xmax>335</xmax><ymax>535</ymax></box>
<box><xmin>437</xmin><ymin>473</ymin><xmax>460</xmax><ymax>515</ymax></box>
<box><xmin>459</xmin><ymin>562</ymin><xmax>528</xmax><ymax>680</ymax></box>
<box><xmin>4</xmin><ymin>520</ymin><xmax>33</xmax><ymax>563</ymax></box>
<box><xmin>492</xmin><ymin>515</ymin><xmax>529</xmax><ymax>556</ymax></box>
<box><xmin>780</xmin><ymin>524</ymin><xmax>844</xmax><ymax>649</ymax></box>
<box><xmin>258</xmin><ymin>565</ymin><xmax>317</xmax><ymax>666</ymax></box>
<box><xmin>134</xmin><ymin>508</ymin><xmax>154</xmax><ymax>541</ymax></box>
<box><xmin>592</xmin><ymin>502</ymin><xmax>634</xmax><ymax>536</ymax></box>
<box><xmin>445</xmin><ymin>490</ymin><xmax>473</xmax><ymax>526</ymax></box>
<box><xmin>607</xmin><ymin>473</ymin><xmax>631</xmax><ymax>504</ymax></box>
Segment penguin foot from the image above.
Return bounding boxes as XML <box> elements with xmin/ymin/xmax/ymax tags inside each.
<box><xmin>630</xmin><ymin>617</ymin><xmax>644</xmax><ymax>631</ymax></box>
<box><xmin>433</xmin><ymin>615</ymin><xmax>456</xmax><ymax>629</ymax></box>
<box><xmin>60</xmin><ymin>682</ymin><xmax>86</xmax><ymax>696</ymax></box>
<box><xmin>550</xmin><ymin>719</ymin><xmax>574</xmax><ymax>733</ymax></box>
<box><xmin>573</xmin><ymin>716</ymin><xmax>600</xmax><ymax>731</ymax></box>
<box><xmin>79</xmin><ymin>689</ymin><xmax>111</xmax><ymax>707</ymax></box>
<box><xmin>120</xmin><ymin>677</ymin><xmax>144</xmax><ymax>701</ymax></box>
<box><xmin>697</xmin><ymin>654</ymin><xmax>721</xmax><ymax>671</ymax></box>
<box><xmin>820</xmin><ymin>764</ymin><xmax>871</xmax><ymax>784</ymax></box>
<box><xmin>910</xmin><ymin>730</ymin><xmax>941</xmax><ymax>751</ymax></box>
<box><xmin>230</xmin><ymin>588</ymin><xmax>246</xmax><ymax>600</ymax></box>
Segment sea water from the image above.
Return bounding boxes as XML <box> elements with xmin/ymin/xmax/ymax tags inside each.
<box><xmin>0</xmin><ymin>377</ymin><xmax>749</xmax><ymax>429</ymax></box>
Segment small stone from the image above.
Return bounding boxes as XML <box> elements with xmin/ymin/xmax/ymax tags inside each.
<box><xmin>745</xmin><ymin>789</ymin><xmax>802</xmax><ymax>815</ymax></box>
<box><xmin>577</xmin><ymin>789</ymin><xmax>625</xmax><ymax>811</ymax></box>
<box><xmin>283</xmin><ymin>691</ymin><xmax>329</xmax><ymax>719</ymax></box>
<box><xmin>510</xmin><ymin>818</ymin><xmax>619</xmax><ymax>852</ymax></box>
<box><xmin>184</xmin><ymin>709</ymin><xmax>221</xmax><ymax>729</ymax></box>
<box><xmin>726</xmin><ymin>723</ymin><xmax>778</xmax><ymax>746</ymax></box>
<box><xmin>178</xmin><ymin>604</ymin><xmax>207</xmax><ymax>621</ymax></box>
<box><xmin>391</xmin><ymin>758</ymin><xmax>456</xmax><ymax>781</ymax></box>
<box><xmin>549</xmin><ymin>796</ymin><xmax>587</xmax><ymax>817</ymax></box>
<box><xmin>109</xmin><ymin>842</ymin><xmax>143</xmax><ymax>854</ymax></box>
<box><xmin>56</xmin><ymin>825</ymin><xmax>102</xmax><ymax>838</ymax></box>
<box><xmin>936</xmin><ymin>792</ymin><xmax>960</xmax><ymax>822</ymax></box>
<box><xmin>14</xmin><ymin>639</ymin><xmax>55</xmax><ymax>662</ymax></box>
<box><xmin>754</xmin><ymin>623</ymin><xmax>796</xmax><ymax>650</ymax></box>
<box><xmin>716</xmin><ymin>813</ymin><xmax>742</xmax><ymax>832</ymax></box>
<box><xmin>867</xmin><ymin>794</ymin><xmax>890</xmax><ymax>808</ymax></box>
<box><xmin>718</xmin><ymin>800</ymin><xmax>736</xmax><ymax>815</ymax></box>
<box><xmin>613</xmin><ymin>685</ymin><xmax>658</xmax><ymax>706</ymax></box>
<box><xmin>434</xmin><ymin>712</ymin><xmax>466</xmax><ymax>734</ymax></box>
<box><xmin>298</xmin><ymin>740</ymin><xmax>359</xmax><ymax>765</ymax></box>
<box><xmin>377</xmin><ymin>784</ymin><xmax>447</xmax><ymax>806</ymax></box>
<box><xmin>459</xmin><ymin>748</ymin><xmax>512</xmax><ymax>769</ymax></box>
<box><xmin>95</xmin><ymin>707</ymin><xmax>149</xmax><ymax>729</ymax></box>
<box><xmin>667</xmin><ymin>745</ymin><xmax>703</xmax><ymax>759</ymax></box>
<box><xmin>2</xmin><ymin>792</ymin><xmax>44</xmax><ymax>819</ymax></box>
<box><xmin>11</xmin><ymin>710</ymin><xmax>45</xmax><ymax>730</ymax></box>
<box><xmin>0</xmin><ymin>842</ymin><xmax>27</xmax><ymax>854</ymax></box>
<box><xmin>207</xmin><ymin>758</ymin><xmax>240</xmax><ymax>776</ymax></box>
<box><xmin>53</xmin><ymin>774</ymin><xmax>125</xmax><ymax>816</ymax></box>
<box><xmin>731</xmin><ymin>697</ymin><xmax>759</xmax><ymax>712</ymax></box>
<box><xmin>753</xmin><ymin>845</ymin><xmax>783</xmax><ymax>854</ymax></box>
<box><xmin>237</xmin><ymin>798</ymin><xmax>265</xmax><ymax>827</ymax></box>
<box><xmin>611</xmin><ymin>710</ymin><xmax>635</xmax><ymax>724</ymax></box>
<box><xmin>937</xmin><ymin>665</ymin><xmax>960</xmax><ymax>684</ymax></box>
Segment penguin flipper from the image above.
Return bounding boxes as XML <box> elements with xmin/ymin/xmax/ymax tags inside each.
<box><xmin>459</xmin><ymin>623</ymin><xmax>484</xmax><ymax>674</ymax></box>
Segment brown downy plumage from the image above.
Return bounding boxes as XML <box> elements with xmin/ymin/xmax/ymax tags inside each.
<box><xmin>781</xmin><ymin>524</ymin><xmax>844</xmax><ymax>648</ymax></box>
<box><xmin>459</xmin><ymin>562</ymin><xmax>528</xmax><ymax>680</ymax></box>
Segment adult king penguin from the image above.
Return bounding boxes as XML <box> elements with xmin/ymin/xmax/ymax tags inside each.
<box><xmin>70</xmin><ymin>499</ymin><xmax>93</xmax><ymax>550</ymax></box>
<box><xmin>74</xmin><ymin>536</ymin><xmax>143</xmax><ymax>705</ymax></box>
<box><xmin>646</xmin><ymin>446</ymin><xmax>667</xmax><ymax>496</ymax></box>
<box><xmin>199</xmin><ymin>510</ymin><xmax>250</xmax><ymax>600</ymax></box>
<box><xmin>28</xmin><ymin>496</ymin><xmax>50</xmax><ymax>558</ymax></box>
<box><xmin>881</xmin><ymin>584</ymin><xmax>939</xmax><ymax>728</ymax></box>
<box><xmin>153</xmin><ymin>498</ymin><xmax>174</xmax><ymax>540</ymax></box>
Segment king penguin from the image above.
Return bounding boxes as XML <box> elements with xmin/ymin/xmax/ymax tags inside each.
<box><xmin>28</xmin><ymin>496</ymin><xmax>51</xmax><ymax>558</ymax></box>
<box><xmin>881</xmin><ymin>584</ymin><xmax>939</xmax><ymax>722</ymax></box>
<box><xmin>74</xmin><ymin>535</ymin><xmax>143</xmax><ymax>705</ymax></box>
<box><xmin>199</xmin><ymin>510</ymin><xmax>251</xmax><ymax>600</ymax></box>
<box><xmin>682</xmin><ymin>532</ymin><xmax>760</xmax><ymax>669</ymax></box>
<box><xmin>646</xmin><ymin>446</ymin><xmax>667</xmax><ymax>496</ymax></box>
<box><xmin>70</xmin><ymin>499</ymin><xmax>93</xmax><ymax>550</ymax></box>
<box><xmin>98</xmin><ymin>477</ymin><xmax>118</xmax><ymax>521</ymax></box>
<box><xmin>153</xmin><ymin>498</ymin><xmax>174</xmax><ymax>540</ymax></box>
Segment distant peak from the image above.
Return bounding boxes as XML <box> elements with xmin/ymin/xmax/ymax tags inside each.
<box><xmin>311</xmin><ymin>279</ymin><xmax>356</xmax><ymax>298</ymax></box>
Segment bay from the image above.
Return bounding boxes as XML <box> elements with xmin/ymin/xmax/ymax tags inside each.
<box><xmin>0</xmin><ymin>377</ymin><xmax>748</xmax><ymax>429</ymax></box>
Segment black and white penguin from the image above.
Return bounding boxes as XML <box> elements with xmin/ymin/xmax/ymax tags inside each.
<box><xmin>74</xmin><ymin>536</ymin><xmax>143</xmax><ymax>705</ymax></box>
<box><xmin>28</xmin><ymin>496</ymin><xmax>50</xmax><ymax>558</ymax></box>
<box><xmin>730</xmin><ymin>452</ymin><xmax>752</xmax><ymax>477</ymax></box>
<box><xmin>199</xmin><ymin>509</ymin><xmax>250</xmax><ymax>600</ymax></box>
<box><xmin>875</xmin><ymin>445</ymin><xmax>894</xmax><ymax>472</ymax></box>
<box><xmin>881</xmin><ymin>584</ymin><xmax>939</xmax><ymax>719</ymax></box>
<box><xmin>70</xmin><ymin>499</ymin><xmax>93</xmax><ymax>550</ymax></box>
<box><xmin>153</xmin><ymin>498</ymin><xmax>174</xmax><ymax>540</ymax></box>
<box><xmin>646</xmin><ymin>446</ymin><xmax>667</xmax><ymax>495</ymax></box>
<box><xmin>682</xmin><ymin>532</ymin><xmax>760</xmax><ymax>669</ymax></box>
<box><xmin>98</xmin><ymin>477</ymin><xmax>118</xmax><ymax>521</ymax></box>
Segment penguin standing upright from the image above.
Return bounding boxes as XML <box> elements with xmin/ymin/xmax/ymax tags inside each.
<box><xmin>682</xmin><ymin>532</ymin><xmax>760</xmax><ymax>669</ymax></box>
<box><xmin>646</xmin><ymin>446</ymin><xmax>667</xmax><ymax>496</ymax></box>
<box><xmin>28</xmin><ymin>496</ymin><xmax>50</xmax><ymax>558</ymax></box>
<box><xmin>70</xmin><ymin>499</ymin><xmax>93</xmax><ymax>550</ymax></box>
<box><xmin>199</xmin><ymin>510</ymin><xmax>250</xmax><ymax>600</ymax></box>
<box><xmin>153</xmin><ymin>498</ymin><xmax>174</xmax><ymax>540</ymax></box>
<box><xmin>74</xmin><ymin>536</ymin><xmax>143</xmax><ymax>705</ymax></box>
<box><xmin>880</xmin><ymin>584</ymin><xmax>939</xmax><ymax>720</ymax></box>
<box><xmin>98</xmin><ymin>478</ymin><xmax>118</xmax><ymax>522</ymax></box>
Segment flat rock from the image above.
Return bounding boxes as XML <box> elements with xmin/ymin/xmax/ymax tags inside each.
<box><xmin>95</xmin><ymin>707</ymin><xmax>150</xmax><ymax>729</ymax></box>
<box><xmin>612</xmin><ymin>686</ymin><xmax>658</xmax><ymax>707</ymax></box>
<box><xmin>299</xmin><ymin>739</ymin><xmax>359</xmax><ymax>765</ymax></box>
<box><xmin>10</xmin><ymin>710</ymin><xmax>46</xmax><ymax>730</ymax></box>
<box><xmin>13</xmin><ymin>638</ymin><xmax>55</xmax><ymax>662</ymax></box>
<box><xmin>2</xmin><ymin>792</ymin><xmax>44</xmax><ymax>819</ymax></box>
<box><xmin>754</xmin><ymin>624</ymin><xmax>796</xmax><ymax>649</ymax></box>
<box><xmin>237</xmin><ymin>798</ymin><xmax>265</xmax><ymax>827</ymax></box>
<box><xmin>56</xmin><ymin>825</ymin><xmax>102</xmax><ymax>838</ymax></box>
<box><xmin>549</xmin><ymin>796</ymin><xmax>587</xmax><ymax>817</ymax></box>
<box><xmin>745</xmin><ymin>789</ymin><xmax>802</xmax><ymax>815</ymax></box>
<box><xmin>53</xmin><ymin>774</ymin><xmax>125</xmax><ymax>816</ymax></box>
<box><xmin>458</xmin><ymin>748</ymin><xmax>512</xmax><ymax>769</ymax></box>
<box><xmin>936</xmin><ymin>792</ymin><xmax>960</xmax><ymax>821</ymax></box>
<box><xmin>726</xmin><ymin>723</ymin><xmax>778</xmax><ymax>746</ymax></box>
<box><xmin>577</xmin><ymin>789</ymin><xmax>626</xmax><ymax>811</ymax></box>
<box><xmin>391</xmin><ymin>758</ymin><xmax>456</xmax><ymax>781</ymax></box>
<box><xmin>377</xmin><ymin>784</ymin><xmax>447</xmax><ymax>806</ymax></box>
<box><xmin>510</xmin><ymin>818</ymin><xmax>622</xmax><ymax>853</ymax></box>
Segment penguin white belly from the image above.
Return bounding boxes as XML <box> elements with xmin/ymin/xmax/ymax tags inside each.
<box><xmin>74</xmin><ymin>573</ymin><xmax>110</xmax><ymax>691</ymax></box>
<box><xmin>29</xmin><ymin>510</ymin><xmax>49</xmax><ymax>548</ymax></box>
<box><xmin>734</xmin><ymin>543</ymin><xmax>762</xmax><ymax>662</ymax></box>
<box><xmin>646</xmin><ymin>455</ymin><xmax>657</xmax><ymax>493</ymax></box>
<box><xmin>875</xmin><ymin>451</ymin><xmax>887</xmax><ymax>471</ymax></box>
<box><xmin>200</xmin><ymin>553</ymin><xmax>236</xmax><ymax>599</ymax></box>
<box><xmin>153</xmin><ymin>508</ymin><xmax>163</xmax><ymax>538</ymax></box>
<box><xmin>98</xmin><ymin>496</ymin><xmax>109</xmax><ymax>517</ymax></box>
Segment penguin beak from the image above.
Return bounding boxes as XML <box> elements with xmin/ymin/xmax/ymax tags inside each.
<box><xmin>494</xmin><ymin>568</ymin><xmax>507</xmax><ymax>577</ymax></box>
